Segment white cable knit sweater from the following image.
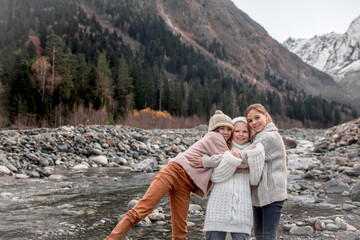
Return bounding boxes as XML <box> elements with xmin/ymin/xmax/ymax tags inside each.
<box><xmin>203</xmin><ymin>141</ymin><xmax>265</xmax><ymax>234</ymax></box>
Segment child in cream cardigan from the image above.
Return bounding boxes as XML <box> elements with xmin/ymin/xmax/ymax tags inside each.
<box><xmin>245</xmin><ymin>104</ymin><xmax>287</xmax><ymax>240</ymax></box>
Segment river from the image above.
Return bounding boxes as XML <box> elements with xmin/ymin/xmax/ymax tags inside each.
<box><xmin>0</xmin><ymin>129</ymin><xmax>355</xmax><ymax>240</ymax></box>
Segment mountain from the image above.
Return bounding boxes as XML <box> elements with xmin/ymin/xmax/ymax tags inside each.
<box><xmin>158</xmin><ymin>0</ymin><xmax>354</xmax><ymax>102</ymax></box>
<box><xmin>283</xmin><ymin>15</ymin><xmax>360</xmax><ymax>107</ymax></box>
<box><xmin>0</xmin><ymin>0</ymin><xmax>357</xmax><ymax>128</ymax></box>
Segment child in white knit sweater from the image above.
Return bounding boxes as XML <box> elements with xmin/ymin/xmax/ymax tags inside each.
<box><xmin>190</xmin><ymin>117</ymin><xmax>265</xmax><ymax>240</ymax></box>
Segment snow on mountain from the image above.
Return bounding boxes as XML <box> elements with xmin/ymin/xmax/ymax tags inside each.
<box><xmin>283</xmin><ymin>15</ymin><xmax>360</xmax><ymax>106</ymax></box>
<box><xmin>324</xmin><ymin>16</ymin><xmax>360</xmax><ymax>79</ymax></box>
<box><xmin>283</xmin><ymin>33</ymin><xmax>341</xmax><ymax>71</ymax></box>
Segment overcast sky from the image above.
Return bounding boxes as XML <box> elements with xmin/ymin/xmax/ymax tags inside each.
<box><xmin>231</xmin><ymin>0</ymin><xmax>360</xmax><ymax>43</ymax></box>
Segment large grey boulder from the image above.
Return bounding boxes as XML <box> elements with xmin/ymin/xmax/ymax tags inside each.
<box><xmin>351</xmin><ymin>181</ymin><xmax>360</xmax><ymax>201</ymax></box>
<box><xmin>324</xmin><ymin>180</ymin><xmax>350</xmax><ymax>193</ymax></box>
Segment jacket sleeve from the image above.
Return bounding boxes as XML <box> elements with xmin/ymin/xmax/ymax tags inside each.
<box><xmin>252</xmin><ymin>133</ymin><xmax>280</xmax><ymax>162</ymax></box>
<box><xmin>210</xmin><ymin>151</ymin><xmax>243</xmax><ymax>183</ymax></box>
<box><xmin>202</xmin><ymin>154</ymin><xmax>223</xmax><ymax>168</ymax></box>
<box><xmin>246</xmin><ymin>143</ymin><xmax>265</xmax><ymax>186</ymax></box>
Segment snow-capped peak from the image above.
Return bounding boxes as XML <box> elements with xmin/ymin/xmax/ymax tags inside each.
<box><xmin>283</xmin><ymin>15</ymin><xmax>360</xmax><ymax>103</ymax></box>
<box><xmin>346</xmin><ymin>14</ymin><xmax>360</xmax><ymax>41</ymax></box>
<box><xmin>283</xmin><ymin>32</ymin><xmax>341</xmax><ymax>70</ymax></box>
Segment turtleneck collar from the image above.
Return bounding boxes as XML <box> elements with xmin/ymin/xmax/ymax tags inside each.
<box><xmin>232</xmin><ymin>140</ymin><xmax>250</xmax><ymax>150</ymax></box>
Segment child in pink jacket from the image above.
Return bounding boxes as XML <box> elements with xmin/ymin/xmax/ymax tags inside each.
<box><xmin>105</xmin><ymin>110</ymin><xmax>234</xmax><ymax>240</ymax></box>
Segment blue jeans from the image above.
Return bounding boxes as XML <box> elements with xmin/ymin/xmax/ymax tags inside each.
<box><xmin>253</xmin><ymin>200</ymin><xmax>284</xmax><ymax>240</ymax></box>
<box><xmin>205</xmin><ymin>231</ymin><xmax>249</xmax><ymax>240</ymax></box>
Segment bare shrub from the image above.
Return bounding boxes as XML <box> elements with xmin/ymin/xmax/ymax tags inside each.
<box><xmin>0</xmin><ymin>113</ymin><xmax>10</xmax><ymax>129</ymax></box>
<box><xmin>2</xmin><ymin>105</ymin><xmax>207</xmax><ymax>130</ymax></box>
<box><xmin>69</xmin><ymin>104</ymin><xmax>110</xmax><ymax>126</ymax></box>
<box><xmin>120</xmin><ymin>108</ymin><xmax>206</xmax><ymax>129</ymax></box>
<box><xmin>6</xmin><ymin>113</ymin><xmax>42</xmax><ymax>130</ymax></box>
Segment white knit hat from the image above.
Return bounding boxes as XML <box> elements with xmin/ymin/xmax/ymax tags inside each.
<box><xmin>232</xmin><ymin>116</ymin><xmax>247</xmax><ymax>125</ymax></box>
<box><xmin>208</xmin><ymin>110</ymin><xmax>234</xmax><ymax>132</ymax></box>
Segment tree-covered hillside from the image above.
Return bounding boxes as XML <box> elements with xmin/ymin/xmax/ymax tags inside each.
<box><xmin>0</xmin><ymin>0</ymin><xmax>357</xmax><ymax>128</ymax></box>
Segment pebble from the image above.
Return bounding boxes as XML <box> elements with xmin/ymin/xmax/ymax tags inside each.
<box><xmin>0</xmin><ymin>165</ymin><xmax>11</xmax><ymax>175</ymax></box>
<box><xmin>289</xmin><ymin>226</ymin><xmax>313</xmax><ymax>236</ymax></box>
<box><xmin>326</xmin><ymin>223</ymin><xmax>340</xmax><ymax>231</ymax></box>
<box><xmin>73</xmin><ymin>164</ymin><xmax>89</xmax><ymax>170</ymax></box>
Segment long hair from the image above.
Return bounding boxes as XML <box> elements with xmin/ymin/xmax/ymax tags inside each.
<box><xmin>213</xmin><ymin>127</ymin><xmax>232</xmax><ymax>149</ymax></box>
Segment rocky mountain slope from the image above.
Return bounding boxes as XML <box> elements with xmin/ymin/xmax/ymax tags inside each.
<box><xmin>156</xmin><ymin>0</ymin><xmax>351</xmax><ymax>104</ymax></box>
<box><xmin>283</xmin><ymin>15</ymin><xmax>360</xmax><ymax>107</ymax></box>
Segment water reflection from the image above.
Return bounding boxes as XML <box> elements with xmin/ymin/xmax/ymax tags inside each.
<box><xmin>0</xmin><ymin>168</ymin><xmax>207</xmax><ymax>240</ymax></box>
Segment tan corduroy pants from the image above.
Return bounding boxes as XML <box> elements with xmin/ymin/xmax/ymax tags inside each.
<box><xmin>105</xmin><ymin>162</ymin><xmax>197</xmax><ymax>240</ymax></box>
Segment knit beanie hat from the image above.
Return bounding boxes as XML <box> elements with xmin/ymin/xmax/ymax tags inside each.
<box><xmin>232</xmin><ymin>116</ymin><xmax>247</xmax><ymax>125</ymax></box>
<box><xmin>208</xmin><ymin>110</ymin><xmax>234</xmax><ymax>132</ymax></box>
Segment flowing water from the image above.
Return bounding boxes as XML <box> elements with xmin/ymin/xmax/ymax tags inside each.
<box><xmin>0</xmin><ymin>167</ymin><xmax>207</xmax><ymax>240</ymax></box>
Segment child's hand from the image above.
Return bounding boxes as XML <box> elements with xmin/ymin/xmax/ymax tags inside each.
<box><xmin>189</xmin><ymin>154</ymin><xmax>204</xmax><ymax>168</ymax></box>
<box><xmin>251</xmin><ymin>145</ymin><xmax>257</xmax><ymax>149</ymax></box>
<box><xmin>231</xmin><ymin>149</ymin><xmax>240</xmax><ymax>158</ymax></box>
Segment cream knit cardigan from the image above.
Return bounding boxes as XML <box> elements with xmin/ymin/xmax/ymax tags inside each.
<box><xmin>203</xmin><ymin>141</ymin><xmax>265</xmax><ymax>235</ymax></box>
<box><xmin>250</xmin><ymin>122</ymin><xmax>287</xmax><ymax>207</ymax></box>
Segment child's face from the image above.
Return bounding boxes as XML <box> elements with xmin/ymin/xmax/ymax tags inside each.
<box><xmin>232</xmin><ymin>122</ymin><xmax>250</xmax><ymax>145</ymax></box>
<box><xmin>218</xmin><ymin>126</ymin><xmax>232</xmax><ymax>141</ymax></box>
<box><xmin>246</xmin><ymin>109</ymin><xmax>269</xmax><ymax>133</ymax></box>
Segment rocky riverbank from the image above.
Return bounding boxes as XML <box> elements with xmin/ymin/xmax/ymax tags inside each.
<box><xmin>0</xmin><ymin>119</ymin><xmax>359</xmax><ymax>239</ymax></box>
<box><xmin>0</xmin><ymin>124</ymin><xmax>208</xmax><ymax>178</ymax></box>
<box><xmin>280</xmin><ymin>118</ymin><xmax>360</xmax><ymax>240</ymax></box>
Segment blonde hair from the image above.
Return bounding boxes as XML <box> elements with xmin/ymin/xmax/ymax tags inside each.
<box><xmin>245</xmin><ymin>103</ymin><xmax>273</xmax><ymax>124</ymax></box>
<box><xmin>232</xmin><ymin>120</ymin><xmax>252</xmax><ymax>142</ymax></box>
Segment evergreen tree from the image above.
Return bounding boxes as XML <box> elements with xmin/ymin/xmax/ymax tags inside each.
<box><xmin>115</xmin><ymin>55</ymin><xmax>133</xmax><ymax>99</ymax></box>
<box><xmin>76</xmin><ymin>58</ymin><xmax>92</xmax><ymax>106</ymax></box>
<box><xmin>95</xmin><ymin>50</ymin><xmax>112</xmax><ymax>107</ymax></box>
<box><xmin>27</xmin><ymin>41</ymin><xmax>37</xmax><ymax>59</ymax></box>
<box><xmin>3</xmin><ymin>54</ymin><xmax>36</xmax><ymax>123</ymax></box>
<box><xmin>168</xmin><ymin>80</ymin><xmax>183</xmax><ymax>116</ymax></box>
<box><xmin>188</xmin><ymin>78</ymin><xmax>203</xmax><ymax>116</ymax></box>
<box><xmin>114</xmin><ymin>54</ymin><xmax>133</xmax><ymax>115</ymax></box>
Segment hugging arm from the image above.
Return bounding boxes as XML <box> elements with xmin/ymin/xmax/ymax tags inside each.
<box><xmin>245</xmin><ymin>143</ymin><xmax>265</xmax><ymax>186</ymax></box>
<box><xmin>210</xmin><ymin>151</ymin><xmax>244</xmax><ymax>183</ymax></box>
<box><xmin>210</xmin><ymin>143</ymin><xmax>265</xmax><ymax>185</ymax></box>
<box><xmin>189</xmin><ymin>154</ymin><xmax>223</xmax><ymax>168</ymax></box>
